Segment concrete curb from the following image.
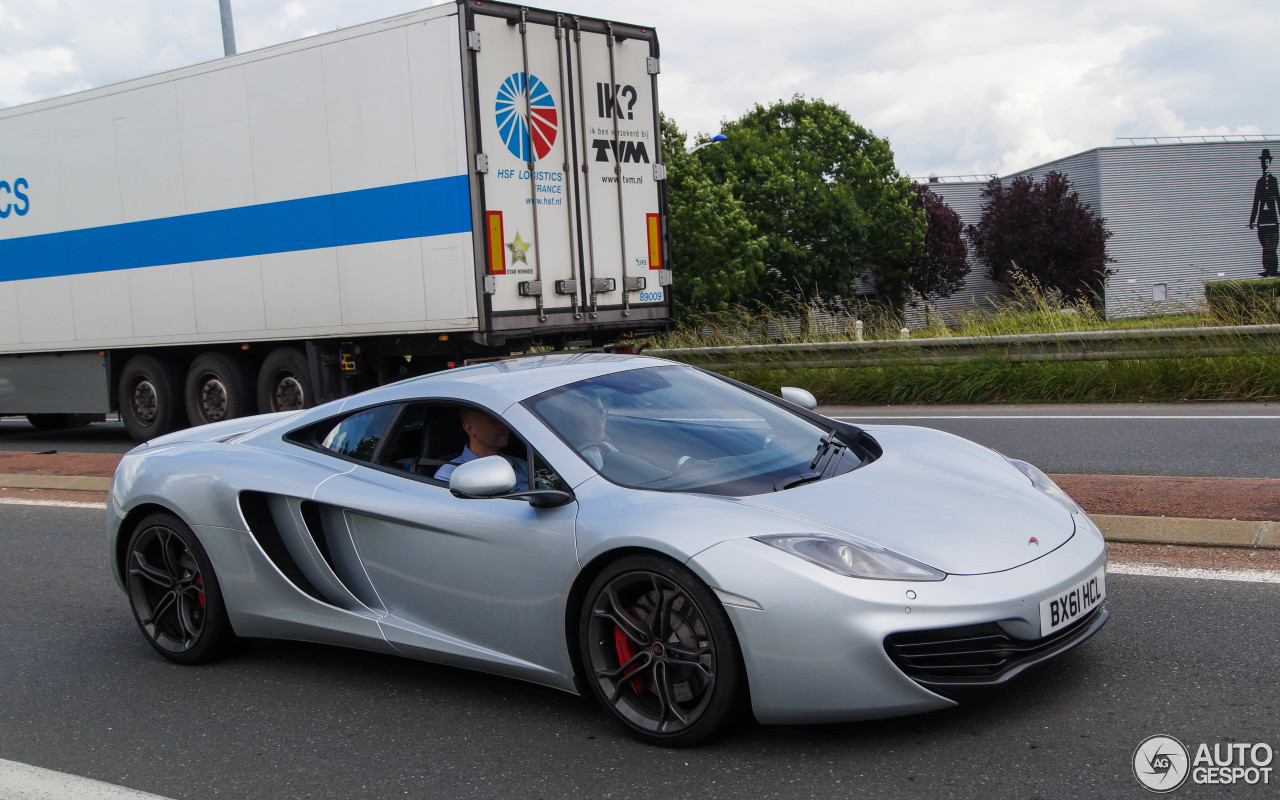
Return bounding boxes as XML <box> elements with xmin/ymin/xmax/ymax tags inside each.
<box><xmin>1094</xmin><ymin>514</ymin><xmax>1278</xmax><ymax>549</ymax></box>
<box><xmin>0</xmin><ymin>473</ymin><xmax>112</xmax><ymax>492</ymax></box>
<box><xmin>0</xmin><ymin>758</ymin><xmax>172</xmax><ymax>800</ymax></box>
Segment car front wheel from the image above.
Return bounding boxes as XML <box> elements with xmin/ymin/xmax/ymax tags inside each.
<box><xmin>124</xmin><ymin>511</ymin><xmax>241</xmax><ymax>665</ymax></box>
<box><xmin>580</xmin><ymin>555</ymin><xmax>745</xmax><ymax>746</ymax></box>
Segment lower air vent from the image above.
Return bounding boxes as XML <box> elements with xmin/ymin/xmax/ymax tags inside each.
<box><xmin>884</xmin><ymin>606</ymin><xmax>1108</xmax><ymax>695</ymax></box>
<box><xmin>238</xmin><ymin>491</ymin><xmax>327</xmax><ymax>603</ymax></box>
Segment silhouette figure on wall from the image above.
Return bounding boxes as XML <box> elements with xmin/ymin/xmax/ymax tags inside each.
<box><xmin>1249</xmin><ymin>148</ymin><xmax>1280</xmax><ymax>277</ymax></box>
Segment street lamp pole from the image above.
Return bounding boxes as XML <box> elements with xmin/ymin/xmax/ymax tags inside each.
<box><xmin>687</xmin><ymin>133</ymin><xmax>727</xmax><ymax>155</ymax></box>
<box><xmin>219</xmin><ymin>0</ymin><xmax>237</xmax><ymax>56</ymax></box>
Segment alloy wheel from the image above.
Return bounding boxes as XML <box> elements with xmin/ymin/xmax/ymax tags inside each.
<box><xmin>586</xmin><ymin>570</ymin><xmax>717</xmax><ymax>735</ymax></box>
<box><xmin>126</xmin><ymin>525</ymin><xmax>206</xmax><ymax>654</ymax></box>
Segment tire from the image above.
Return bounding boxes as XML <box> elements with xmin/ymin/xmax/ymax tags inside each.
<box><xmin>118</xmin><ymin>354</ymin><xmax>185</xmax><ymax>441</ymax></box>
<box><xmin>185</xmin><ymin>352</ymin><xmax>255</xmax><ymax>427</ymax></box>
<box><xmin>25</xmin><ymin>413</ymin><xmax>97</xmax><ymax>431</ymax></box>
<box><xmin>123</xmin><ymin>511</ymin><xmax>241</xmax><ymax>665</ymax></box>
<box><xmin>256</xmin><ymin>347</ymin><xmax>313</xmax><ymax>414</ymax></box>
<box><xmin>579</xmin><ymin>554</ymin><xmax>746</xmax><ymax>747</ymax></box>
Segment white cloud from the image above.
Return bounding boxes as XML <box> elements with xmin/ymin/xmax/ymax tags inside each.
<box><xmin>0</xmin><ymin>0</ymin><xmax>1275</xmax><ymax>178</ymax></box>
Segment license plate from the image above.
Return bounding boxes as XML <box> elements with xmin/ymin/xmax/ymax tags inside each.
<box><xmin>1039</xmin><ymin>566</ymin><xmax>1106</xmax><ymax>637</ymax></box>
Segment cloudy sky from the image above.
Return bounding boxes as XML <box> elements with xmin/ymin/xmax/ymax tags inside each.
<box><xmin>1</xmin><ymin>0</ymin><xmax>1275</xmax><ymax>177</ymax></box>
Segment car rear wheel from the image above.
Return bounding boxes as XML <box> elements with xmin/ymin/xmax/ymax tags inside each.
<box><xmin>580</xmin><ymin>555</ymin><xmax>745</xmax><ymax>746</ymax></box>
<box><xmin>125</xmin><ymin>511</ymin><xmax>241</xmax><ymax>665</ymax></box>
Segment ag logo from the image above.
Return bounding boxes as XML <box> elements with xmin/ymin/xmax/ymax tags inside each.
<box><xmin>494</xmin><ymin>72</ymin><xmax>558</xmax><ymax>162</ymax></box>
<box><xmin>1134</xmin><ymin>735</ymin><xmax>1190</xmax><ymax>793</ymax></box>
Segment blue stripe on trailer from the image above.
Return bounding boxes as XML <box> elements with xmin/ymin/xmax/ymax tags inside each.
<box><xmin>0</xmin><ymin>175</ymin><xmax>472</xmax><ymax>283</ymax></box>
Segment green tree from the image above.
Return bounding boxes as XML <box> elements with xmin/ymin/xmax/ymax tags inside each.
<box><xmin>967</xmin><ymin>171</ymin><xmax>1113</xmax><ymax>301</ymax></box>
<box><xmin>698</xmin><ymin>96</ymin><xmax>923</xmax><ymax>308</ymax></box>
<box><xmin>906</xmin><ymin>183</ymin><xmax>970</xmax><ymax>323</ymax></box>
<box><xmin>661</xmin><ymin>115</ymin><xmax>766</xmax><ymax>316</ymax></box>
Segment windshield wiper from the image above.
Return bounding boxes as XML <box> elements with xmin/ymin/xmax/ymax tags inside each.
<box><xmin>774</xmin><ymin>471</ymin><xmax>822</xmax><ymax>491</ymax></box>
<box><xmin>809</xmin><ymin>428</ymin><xmax>845</xmax><ymax>471</ymax></box>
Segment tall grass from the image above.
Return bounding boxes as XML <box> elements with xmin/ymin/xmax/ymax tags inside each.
<box><xmin>727</xmin><ymin>355</ymin><xmax>1280</xmax><ymax>405</ymax></box>
<box><xmin>653</xmin><ymin>271</ymin><xmax>1280</xmax><ymax>404</ymax></box>
<box><xmin>655</xmin><ymin>267</ymin><xmax>1277</xmax><ymax>350</ymax></box>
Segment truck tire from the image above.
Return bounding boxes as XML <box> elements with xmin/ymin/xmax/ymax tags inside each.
<box><xmin>185</xmin><ymin>352</ymin><xmax>255</xmax><ymax>427</ymax></box>
<box><xmin>257</xmin><ymin>347</ymin><xmax>313</xmax><ymax>414</ymax></box>
<box><xmin>25</xmin><ymin>414</ymin><xmax>98</xmax><ymax>431</ymax></box>
<box><xmin>119</xmin><ymin>354</ymin><xmax>185</xmax><ymax>441</ymax></box>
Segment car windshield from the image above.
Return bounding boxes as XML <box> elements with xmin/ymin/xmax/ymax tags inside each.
<box><xmin>523</xmin><ymin>365</ymin><xmax>845</xmax><ymax>496</ymax></box>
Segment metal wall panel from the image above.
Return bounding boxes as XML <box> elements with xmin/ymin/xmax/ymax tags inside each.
<box><xmin>1091</xmin><ymin>141</ymin><xmax>1274</xmax><ymax>318</ymax></box>
<box><xmin>919</xmin><ymin>141</ymin><xmax>1278</xmax><ymax>321</ymax></box>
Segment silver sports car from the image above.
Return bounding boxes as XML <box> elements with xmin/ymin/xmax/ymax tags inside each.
<box><xmin>108</xmin><ymin>353</ymin><xmax>1107</xmax><ymax>746</ymax></box>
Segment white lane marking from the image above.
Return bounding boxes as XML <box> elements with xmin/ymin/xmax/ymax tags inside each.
<box><xmin>832</xmin><ymin>415</ymin><xmax>1280</xmax><ymax>420</ymax></box>
<box><xmin>0</xmin><ymin>498</ymin><xmax>107</xmax><ymax>510</ymax></box>
<box><xmin>0</xmin><ymin>758</ymin><xmax>174</xmax><ymax>800</ymax></box>
<box><xmin>1108</xmin><ymin>562</ymin><xmax>1280</xmax><ymax>583</ymax></box>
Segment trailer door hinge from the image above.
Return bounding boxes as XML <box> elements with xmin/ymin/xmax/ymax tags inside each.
<box><xmin>467</xmin><ymin>30</ymin><xmax>481</xmax><ymax>51</ymax></box>
<box><xmin>652</xmin><ymin>163</ymin><xmax>666</xmax><ymax>181</ymax></box>
<box><xmin>483</xmin><ymin>275</ymin><xmax>497</xmax><ymax>294</ymax></box>
<box><xmin>658</xmin><ymin>269</ymin><xmax>673</xmax><ymax>287</ymax></box>
<box><xmin>647</xmin><ymin>57</ymin><xmax>660</xmax><ymax>75</ymax></box>
<box><xmin>475</xmin><ymin>153</ymin><xmax>489</xmax><ymax>174</ymax></box>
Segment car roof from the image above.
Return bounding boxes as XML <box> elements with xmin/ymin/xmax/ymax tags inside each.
<box><xmin>236</xmin><ymin>354</ymin><xmax>679</xmax><ymax>448</ymax></box>
<box><xmin>391</xmin><ymin>352</ymin><xmax>670</xmax><ymax>400</ymax></box>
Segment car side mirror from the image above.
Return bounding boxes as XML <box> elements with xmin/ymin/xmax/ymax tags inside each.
<box><xmin>781</xmin><ymin>386</ymin><xmax>818</xmax><ymax>410</ymax></box>
<box><xmin>449</xmin><ymin>456</ymin><xmax>517</xmax><ymax>497</ymax></box>
<box><xmin>448</xmin><ymin>456</ymin><xmax>576</xmax><ymax>508</ymax></box>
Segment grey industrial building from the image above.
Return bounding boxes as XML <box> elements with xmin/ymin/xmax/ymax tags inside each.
<box><xmin>914</xmin><ymin>137</ymin><xmax>1280</xmax><ymax>322</ymax></box>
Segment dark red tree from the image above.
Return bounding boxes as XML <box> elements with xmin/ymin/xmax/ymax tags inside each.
<box><xmin>966</xmin><ymin>171</ymin><xmax>1112</xmax><ymax>301</ymax></box>
<box><xmin>907</xmin><ymin>183</ymin><xmax>970</xmax><ymax>314</ymax></box>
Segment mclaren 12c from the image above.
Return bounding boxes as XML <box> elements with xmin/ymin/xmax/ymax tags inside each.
<box><xmin>109</xmin><ymin>353</ymin><xmax>1107</xmax><ymax>746</ymax></box>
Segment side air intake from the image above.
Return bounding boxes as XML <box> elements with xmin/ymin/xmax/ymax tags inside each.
<box><xmin>238</xmin><ymin>491</ymin><xmax>327</xmax><ymax>603</ymax></box>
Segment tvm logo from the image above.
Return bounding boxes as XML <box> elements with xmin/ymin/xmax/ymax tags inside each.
<box><xmin>592</xmin><ymin>82</ymin><xmax>649</xmax><ymax>164</ymax></box>
<box><xmin>0</xmin><ymin>177</ymin><xmax>30</xmax><ymax>218</ymax></box>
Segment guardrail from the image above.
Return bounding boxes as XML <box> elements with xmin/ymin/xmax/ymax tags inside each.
<box><xmin>648</xmin><ymin>325</ymin><xmax>1280</xmax><ymax>370</ymax></box>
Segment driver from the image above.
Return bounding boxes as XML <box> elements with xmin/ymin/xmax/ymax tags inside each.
<box><xmin>434</xmin><ymin>408</ymin><xmax>529</xmax><ymax>490</ymax></box>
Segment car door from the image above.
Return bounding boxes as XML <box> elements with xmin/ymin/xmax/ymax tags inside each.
<box><xmin>308</xmin><ymin>402</ymin><xmax>580</xmax><ymax>691</ymax></box>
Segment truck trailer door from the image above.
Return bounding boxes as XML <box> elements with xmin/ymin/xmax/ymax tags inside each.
<box><xmin>465</xmin><ymin>2</ymin><xmax>667</xmax><ymax>334</ymax></box>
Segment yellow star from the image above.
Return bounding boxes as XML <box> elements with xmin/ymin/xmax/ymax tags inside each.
<box><xmin>507</xmin><ymin>232</ymin><xmax>531</xmax><ymax>264</ymax></box>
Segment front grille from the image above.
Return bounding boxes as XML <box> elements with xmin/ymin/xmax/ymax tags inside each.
<box><xmin>885</xmin><ymin>605</ymin><xmax>1107</xmax><ymax>693</ymax></box>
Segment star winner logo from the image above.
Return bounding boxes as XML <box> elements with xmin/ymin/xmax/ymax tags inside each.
<box><xmin>506</xmin><ymin>232</ymin><xmax>531</xmax><ymax>264</ymax></box>
<box><xmin>1134</xmin><ymin>735</ymin><xmax>1190</xmax><ymax>793</ymax></box>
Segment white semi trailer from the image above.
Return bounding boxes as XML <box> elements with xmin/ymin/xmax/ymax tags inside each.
<box><xmin>0</xmin><ymin>0</ymin><xmax>671</xmax><ymax>439</ymax></box>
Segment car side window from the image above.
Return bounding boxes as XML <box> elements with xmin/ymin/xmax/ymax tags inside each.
<box><xmin>531</xmin><ymin>449</ymin><xmax>570</xmax><ymax>492</ymax></box>
<box><xmin>320</xmin><ymin>404</ymin><xmax>397</xmax><ymax>462</ymax></box>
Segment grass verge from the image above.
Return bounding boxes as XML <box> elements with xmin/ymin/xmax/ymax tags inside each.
<box><xmin>725</xmin><ymin>354</ymin><xmax>1280</xmax><ymax>405</ymax></box>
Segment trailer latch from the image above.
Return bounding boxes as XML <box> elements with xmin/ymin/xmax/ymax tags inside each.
<box><xmin>623</xmin><ymin>276</ymin><xmax>646</xmax><ymax>292</ymax></box>
<box><xmin>518</xmin><ymin>280</ymin><xmax>543</xmax><ymax>297</ymax></box>
<box><xmin>591</xmin><ymin>278</ymin><xmax>617</xmax><ymax>293</ymax></box>
<box><xmin>555</xmin><ymin>279</ymin><xmax>578</xmax><ymax>295</ymax></box>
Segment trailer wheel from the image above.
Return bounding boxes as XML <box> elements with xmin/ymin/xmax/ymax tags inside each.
<box><xmin>25</xmin><ymin>414</ymin><xmax>98</xmax><ymax>431</ymax></box>
<box><xmin>257</xmin><ymin>348</ymin><xmax>312</xmax><ymax>413</ymax></box>
<box><xmin>185</xmin><ymin>352</ymin><xmax>255</xmax><ymax>427</ymax></box>
<box><xmin>119</xmin><ymin>354</ymin><xmax>185</xmax><ymax>441</ymax></box>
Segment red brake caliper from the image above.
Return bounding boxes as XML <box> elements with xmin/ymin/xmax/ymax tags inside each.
<box><xmin>613</xmin><ymin>625</ymin><xmax>646</xmax><ymax>692</ymax></box>
<box><xmin>196</xmin><ymin>575</ymin><xmax>205</xmax><ymax>608</ymax></box>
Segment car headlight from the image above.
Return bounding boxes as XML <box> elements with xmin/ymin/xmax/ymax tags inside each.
<box><xmin>1006</xmin><ymin>458</ymin><xmax>1083</xmax><ymax>514</ymax></box>
<box><xmin>753</xmin><ymin>534</ymin><xmax>946</xmax><ymax>581</ymax></box>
